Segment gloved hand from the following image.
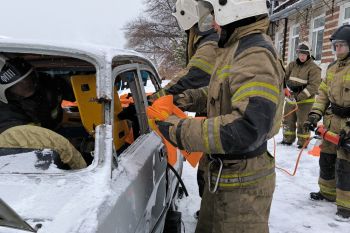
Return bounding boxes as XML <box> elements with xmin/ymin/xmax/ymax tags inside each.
<box><xmin>284</xmin><ymin>88</ymin><xmax>291</xmax><ymax>97</ymax></box>
<box><xmin>303</xmin><ymin>113</ymin><xmax>321</xmax><ymax>132</ymax></box>
<box><xmin>173</xmin><ymin>93</ymin><xmax>193</xmax><ymax>110</ymax></box>
<box><xmin>155</xmin><ymin>115</ymin><xmax>182</xmax><ymax>147</ymax></box>
<box><xmin>149</xmin><ymin>89</ymin><xmax>167</xmax><ymax>102</ymax></box>
<box><xmin>338</xmin><ymin>123</ymin><xmax>350</xmax><ymax>152</ymax></box>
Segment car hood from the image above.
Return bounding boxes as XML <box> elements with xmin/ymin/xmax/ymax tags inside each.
<box><xmin>0</xmin><ymin>170</ymin><xmax>111</xmax><ymax>233</ymax></box>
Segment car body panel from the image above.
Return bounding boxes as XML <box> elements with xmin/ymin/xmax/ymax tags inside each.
<box><xmin>0</xmin><ymin>40</ymin><xmax>182</xmax><ymax>233</ymax></box>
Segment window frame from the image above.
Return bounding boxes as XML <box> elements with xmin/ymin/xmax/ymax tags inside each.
<box><xmin>275</xmin><ymin>29</ymin><xmax>284</xmax><ymax>59</ymax></box>
<box><xmin>339</xmin><ymin>2</ymin><xmax>350</xmax><ymax>26</ymax></box>
<box><xmin>289</xmin><ymin>23</ymin><xmax>300</xmax><ymax>62</ymax></box>
<box><xmin>310</xmin><ymin>14</ymin><xmax>325</xmax><ymax>61</ymax></box>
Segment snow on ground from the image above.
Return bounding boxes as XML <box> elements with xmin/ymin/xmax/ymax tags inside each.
<box><xmin>177</xmin><ymin>130</ymin><xmax>350</xmax><ymax>233</ymax></box>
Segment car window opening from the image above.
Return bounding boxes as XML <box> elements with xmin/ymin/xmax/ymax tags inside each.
<box><xmin>0</xmin><ymin>53</ymin><xmax>97</xmax><ymax>172</ymax></box>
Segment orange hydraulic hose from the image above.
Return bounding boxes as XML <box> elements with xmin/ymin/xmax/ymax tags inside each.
<box><xmin>273</xmin><ymin>136</ymin><xmax>313</xmax><ymax>176</ymax></box>
<box><xmin>283</xmin><ymin>104</ymin><xmax>298</xmax><ymax>118</ymax></box>
<box><xmin>283</xmin><ymin>97</ymin><xmax>299</xmax><ymax>118</ymax></box>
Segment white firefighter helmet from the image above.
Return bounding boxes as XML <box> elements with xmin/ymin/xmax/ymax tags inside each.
<box><xmin>0</xmin><ymin>57</ymin><xmax>33</xmax><ymax>104</ymax></box>
<box><xmin>172</xmin><ymin>0</ymin><xmax>199</xmax><ymax>31</ymax></box>
<box><xmin>197</xmin><ymin>0</ymin><xmax>268</xmax><ymax>27</ymax></box>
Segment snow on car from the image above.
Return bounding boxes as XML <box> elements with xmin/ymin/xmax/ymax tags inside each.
<box><xmin>0</xmin><ymin>39</ymin><xmax>183</xmax><ymax>233</ymax></box>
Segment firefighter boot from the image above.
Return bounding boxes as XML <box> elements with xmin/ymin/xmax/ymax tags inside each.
<box><xmin>279</xmin><ymin>140</ymin><xmax>292</xmax><ymax>146</ymax></box>
<box><xmin>335</xmin><ymin>208</ymin><xmax>350</xmax><ymax>222</ymax></box>
<box><xmin>310</xmin><ymin>191</ymin><xmax>335</xmax><ymax>202</ymax></box>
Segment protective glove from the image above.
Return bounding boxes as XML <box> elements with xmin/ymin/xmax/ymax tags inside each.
<box><xmin>338</xmin><ymin>123</ymin><xmax>350</xmax><ymax>153</ymax></box>
<box><xmin>173</xmin><ymin>93</ymin><xmax>193</xmax><ymax>110</ymax></box>
<box><xmin>155</xmin><ymin>115</ymin><xmax>183</xmax><ymax>148</ymax></box>
<box><xmin>303</xmin><ymin>113</ymin><xmax>321</xmax><ymax>132</ymax></box>
<box><xmin>149</xmin><ymin>88</ymin><xmax>167</xmax><ymax>102</ymax></box>
<box><xmin>284</xmin><ymin>88</ymin><xmax>291</xmax><ymax>97</ymax></box>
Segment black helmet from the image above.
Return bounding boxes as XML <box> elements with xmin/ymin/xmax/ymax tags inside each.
<box><xmin>296</xmin><ymin>42</ymin><xmax>311</xmax><ymax>55</ymax></box>
<box><xmin>0</xmin><ymin>58</ymin><xmax>33</xmax><ymax>103</ymax></box>
<box><xmin>330</xmin><ymin>25</ymin><xmax>350</xmax><ymax>47</ymax></box>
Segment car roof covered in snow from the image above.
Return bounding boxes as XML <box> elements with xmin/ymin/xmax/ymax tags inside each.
<box><xmin>0</xmin><ymin>37</ymin><xmax>157</xmax><ymax>100</ymax></box>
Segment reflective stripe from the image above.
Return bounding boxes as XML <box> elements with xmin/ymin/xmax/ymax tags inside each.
<box><xmin>157</xmin><ymin>89</ymin><xmax>166</xmax><ymax>98</ymax></box>
<box><xmin>297</xmin><ymin>133</ymin><xmax>310</xmax><ymax>138</ymax></box>
<box><xmin>284</xmin><ymin>131</ymin><xmax>296</xmax><ymax>136</ymax></box>
<box><xmin>289</xmin><ymin>76</ymin><xmax>308</xmax><ymax>84</ymax></box>
<box><xmin>189</xmin><ymin>58</ymin><xmax>214</xmax><ymax>74</ymax></box>
<box><xmin>211</xmin><ymin>167</ymin><xmax>275</xmax><ymax>188</ymax></box>
<box><xmin>216</xmin><ymin>65</ymin><xmax>234</xmax><ymax>80</ymax></box>
<box><xmin>319</xmin><ymin>81</ymin><xmax>328</xmax><ymax>92</ymax></box>
<box><xmin>286</xmin><ymin>100</ymin><xmax>297</xmax><ymax>105</ymax></box>
<box><xmin>203</xmin><ymin>120</ymin><xmax>211</xmax><ymax>153</ymax></box>
<box><xmin>201</xmin><ymin>87</ymin><xmax>208</xmax><ymax>96</ymax></box>
<box><xmin>205</xmin><ymin>118</ymin><xmax>224</xmax><ymax>153</ymax></box>
<box><xmin>214</xmin><ymin>117</ymin><xmax>224</xmax><ymax>153</ymax></box>
<box><xmin>326</xmin><ymin>73</ymin><xmax>334</xmax><ymax>82</ymax></box>
<box><xmin>232</xmin><ymin>82</ymin><xmax>279</xmax><ymax>104</ymax></box>
<box><xmin>207</xmin><ymin>119</ymin><xmax>216</xmax><ymax>153</ymax></box>
<box><xmin>336</xmin><ymin>198</ymin><xmax>350</xmax><ymax>209</ymax></box>
<box><xmin>319</xmin><ymin>184</ymin><xmax>336</xmax><ymax>197</ymax></box>
<box><xmin>297</xmin><ymin>98</ymin><xmax>315</xmax><ymax>104</ymax></box>
<box><xmin>303</xmin><ymin>88</ymin><xmax>311</xmax><ymax>98</ymax></box>
<box><xmin>343</xmin><ymin>74</ymin><xmax>350</xmax><ymax>81</ymax></box>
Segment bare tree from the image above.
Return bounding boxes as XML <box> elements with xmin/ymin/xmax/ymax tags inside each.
<box><xmin>123</xmin><ymin>0</ymin><xmax>187</xmax><ymax>78</ymax></box>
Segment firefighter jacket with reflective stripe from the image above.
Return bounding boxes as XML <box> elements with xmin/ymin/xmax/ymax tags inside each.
<box><xmin>285</xmin><ymin>58</ymin><xmax>321</xmax><ymax>101</ymax></box>
<box><xmin>164</xmin><ymin>32</ymin><xmax>218</xmax><ymax>95</ymax></box>
<box><xmin>311</xmin><ymin>57</ymin><xmax>350</xmax><ymax>118</ymax></box>
<box><xmin>168</xmin><ymin>18</ymin><xmax>285</xmax><ymax>157</ymax></box>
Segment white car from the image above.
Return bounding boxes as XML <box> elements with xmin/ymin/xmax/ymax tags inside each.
<box><xmin>0</xmin><ymin>39</ymin><xmax>184</xmax><ymax>233</ymax></box>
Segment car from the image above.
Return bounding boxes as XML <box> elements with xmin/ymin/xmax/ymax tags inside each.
<box><xmin>0</xmin><ymin>39</ymin><xmax>184</xmax><ymax>233</ymax></box>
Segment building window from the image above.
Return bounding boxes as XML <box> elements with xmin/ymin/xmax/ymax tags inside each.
<box><xmin>275</xmin><ymin>31</ymin><xmax>284</xmax><ymax>59</ymax></box>
<box><xmin>311</xmin><ymin>15</ymin><xmax>325</xmax><ymax>61</ymax></box>
<box><xmin>340</xmin><ymin>3</ymin><xmax>350</xmax><ymax>25</ymax></box>
<box><xmin>289</xmin><ymin>24</ymin><xmax>300</xmax><ymax>61</ymax></box>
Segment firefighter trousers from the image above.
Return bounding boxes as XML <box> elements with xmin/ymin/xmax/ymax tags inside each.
<box><xmin>282</xmin><ymin>101</ymin><xmax>313</xmax><ymax>146</ymax></box>
<box><xmin>318</xmin><ymin>146</ymin><xmax>350</xmax><ymax>214</ymax></box>
<box><xmin>195</xmin><ymin>152</ymin><xmax>275</xmax><ymax>233</ymax></box>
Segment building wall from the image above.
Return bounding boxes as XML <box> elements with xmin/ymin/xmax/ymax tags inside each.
<box><xmin>271</xmin><ymin>0</ymin><xmax>349</xmax><ymax>77</ymax></box>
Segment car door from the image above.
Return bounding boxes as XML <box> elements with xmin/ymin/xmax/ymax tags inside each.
<box><xmin>105</xmin><ymin>63</ymin><xmax>168</xmax><ymax>233</ymax></box>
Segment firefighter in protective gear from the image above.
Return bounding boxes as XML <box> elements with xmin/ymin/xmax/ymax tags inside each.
<box><xmin>305</xmin><ymin>25</ymin><xmax>350</xmax><ymax>220</ymax></box>
<box><xmin>0</xmin><ymin>57</ymin><xmax>66</xmax><ymax>132</ymax></box>
<box><xmin>151</xmin><ymin>0</ymin><xmax>218</xmax><ymax>100</ymax></box>
<box><xmin>156</xmin><ymin>0</ymin><xmax>285</xmax><ymax>232</ymax></box>
<box><xmin>153</xmin><ymin>0</ymin><xmax>219</xmax><ymax>203</ymax></box>
<box><xmin>281</xmin><ymin>43</ymin><xmax>321</xmax><ymax>148</ymax></box>
<box><xmin>0</xmin><ymin>57</ymin><xmax>86</xmax><ymax>169</ymax></box>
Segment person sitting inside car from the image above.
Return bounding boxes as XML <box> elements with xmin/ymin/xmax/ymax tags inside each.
<box><xmin>0</xmin><ymin>57</ymin><xmax>86</xmax><ymax>169</ymax></box>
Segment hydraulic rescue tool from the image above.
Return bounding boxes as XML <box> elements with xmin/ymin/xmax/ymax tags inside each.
<box><xmin>315</xmin><ymin>125</ymin><xmax>350</xmax><ymax>152</ymax></box>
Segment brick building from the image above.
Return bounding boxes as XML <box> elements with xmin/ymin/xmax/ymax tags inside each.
<box><xmin>269</xmin><ymin>0</ymin><xmax>350</xmax><ymax>76</ymax></box>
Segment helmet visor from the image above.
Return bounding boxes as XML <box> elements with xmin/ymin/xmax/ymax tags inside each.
<box><xmin>197</xmin><ymin>1</ymin><xmax>214</xmax><ymax>32</ymax></box>
<box><xmin>331</xmin><ymin>40</ymin><xmax>349</xmax><ymax>52</ymax></box>
<box><xmin>6</xmin><ymin>70</ymin><xmax>36</xmax><ymax>100</ymax></box>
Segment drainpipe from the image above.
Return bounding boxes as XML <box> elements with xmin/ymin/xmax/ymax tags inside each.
<box><xmin>282</xmin><ymin>18</ymin><xmax>288</xmax><ymax>63</ymax></box>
